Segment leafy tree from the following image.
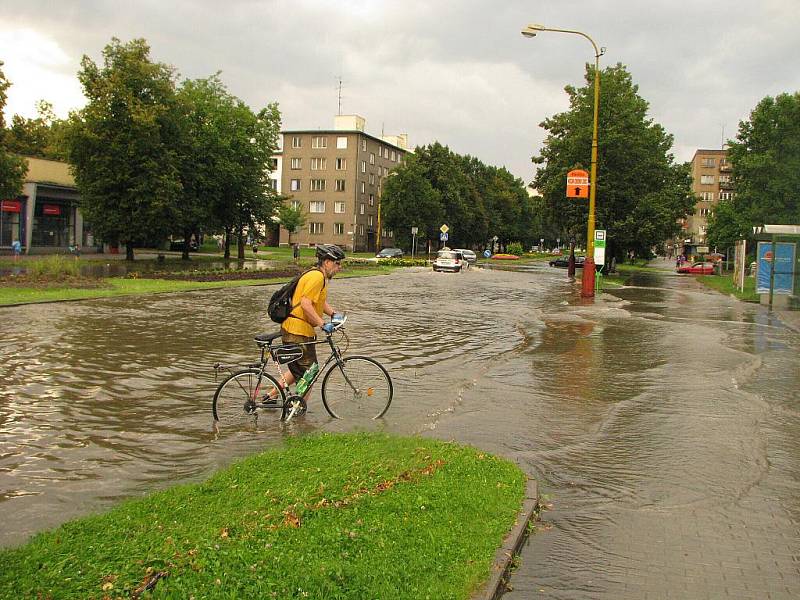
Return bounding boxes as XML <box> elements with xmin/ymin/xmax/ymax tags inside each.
<box><xmin>65</xmin><ymin>38</ymin><xmax>183</xmax><ymax>260</ymax></box>
<box><xmin>5</xmin><ymin>101</ymin><xmax>68</xmax><ymax>160</ymax></box>
<box><xmin>381</xmin><ymin>154</ymin><xmax>443</xmax><ymax>250</ymax></box>
<box><xmin>277</xmin><ymin>204</ymin><xmax>306</xmax><ymax>246</ymax></box>
<box><xmin>727</xmin><ymin>92</ymin><xmax>800</xmax><ymax>227</ymax></box>
<box><xmin>0</xmin><ymin>62</ymin><xmax>27</xmax><ymax>201</ymax></box>
<box><xmin>705</xmin><ymin>198</ymin><xmax>749</xmax><ymax>251</ymax></box>
<box><xmin>532</xmin><ymin>63</ymin><xmax>694</xmax><ymax>261</ymax></box>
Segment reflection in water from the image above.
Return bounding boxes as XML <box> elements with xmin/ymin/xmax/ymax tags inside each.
<box><xmin>1</xmin><ymin>264</ymin><xmax>800</xmax><ymax>599</ymax></box>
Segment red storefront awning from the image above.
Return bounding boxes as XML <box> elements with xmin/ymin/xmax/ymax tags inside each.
<box><xmin>1</xmin><ymin>200</ymin><xmax>22</xmax><ymax>213</ymax></box>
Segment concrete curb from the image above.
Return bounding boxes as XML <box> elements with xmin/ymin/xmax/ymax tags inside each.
<box><xmin>471</xmin><ymin>478</ymin><xmax>540</xmax><ymax>600</ymax></box>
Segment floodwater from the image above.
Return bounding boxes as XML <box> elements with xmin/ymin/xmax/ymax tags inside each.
<box><xmin>1</xmin><ymin>262</ymin><xmax>799</xmax><ymax>598</ymax></box>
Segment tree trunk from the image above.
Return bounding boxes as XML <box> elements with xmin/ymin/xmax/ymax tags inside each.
<box><xmin>224</xmin><ymin>227</ymin><xmax>231</xmax><ymax>260</ymax></box>
<box><xmin>182</xmin><ymin>228</ymin><xmax>191</xmax><ymax>261</ymax></box>
<box><xmin>237</xmin><ymin>227</ymin><xmax>246</xmax><ymax>261</ymax></box>
<box><xmin>125</xmin><ymin>243</ymin><xmax>135</xmax><ymax>261</ymax></box>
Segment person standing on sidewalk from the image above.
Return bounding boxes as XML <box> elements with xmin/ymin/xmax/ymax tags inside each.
<box><xmin>280</xmin><ymin>244</ymin><xmax>344</xmax><ymax>394</ymax></box>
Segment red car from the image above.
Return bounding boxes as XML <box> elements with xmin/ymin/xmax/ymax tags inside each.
<box><xmin>677</xmin><ymin>261</ymin><xmax>715</xmax><ymax>275</ymax></box>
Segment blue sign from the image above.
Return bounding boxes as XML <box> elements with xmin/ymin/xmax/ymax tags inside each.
<box><xmin>439</xmin><ymin>232</ymin><xmax>448</xmax><ymax>242</ymax></box>
<box><xmin>756</xmin><ymin>242</ymin><xmax>795</xmax><ymax>294</ymax></box>
<box><xmin>483</xmin><ymin>249</ymin><xmax>491</xmax><ymax>258</ymax></box>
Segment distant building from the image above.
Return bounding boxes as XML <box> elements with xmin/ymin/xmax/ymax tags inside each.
<box><xmin>0</xmin><ymin>156</ymin><xmax>100</xmax><ymax>254</ymax></box>
<box><xmin>279</xmin><ymin>115</ymin><xmax>410</xmax><ymax>252</ymax></box>
<box><xmin>676</xmin><ymin>148</ymin><xmax>734</xmax><ymax>256</ymax></box>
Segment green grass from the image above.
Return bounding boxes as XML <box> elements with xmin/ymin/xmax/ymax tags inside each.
<box><xmin>0</xmin><ymin>433</ymin><xmax>526</xmax><ymax>600</ymax></box>
<box><xmin>0</xmin><ymin>267</ymin><xmax>397</xmax><ymax>306</ymax></box>
<box><xmin>697</xmin><ymin>274</ymin><xmax>759</xmax><ymax>302</ymax></box>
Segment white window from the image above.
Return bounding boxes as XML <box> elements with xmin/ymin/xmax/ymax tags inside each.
<box><xmin>383</xmin><ymin>167</ymin><xmax>389</xmax><ymax>176</ymax></box>
<box><xmin>361</xmin><ymin>161</ymin><xmax>366</xmax><ymax>173</ymax></box>
<box><xmin>369</xmin><ymin>193</ymin><xmax>374</xmax><ymax>206</ymax></box>
<box><xmin>310</xmin><ymin>222</ymin><xmax>324</xmax><ymax>234</ymax></box>
<box><xmin>368</xmin><ymin>215</ymin><xmax>374</xmax><ymax>226</ymax></box>
<box><xmin>312</xmin><ymin>136</ymin><xmax>327</xmax><ymax>149</ymax></box>
<box><xmin>361</xmin><ymin>139</ymin><xmax>367</xmax><ymax>151</ymax></box>
<box><xmin>311</xmin><ymin>158</ymin><xmax>326</xmax><ymax>170</ymax></box>
<box><xmin>336</xmin><ymin>158</ymin><xmax>347</xmax><ymax>170</ymax></box>
<box><xmin>290</xmin><ymin>179</ymin><xmax>301</xmax><ymax>191</ymax></box>
<box><xmin>369</xmin><ymin>173</ymin><xmax>375</xmax><ymax>185</ymax></box>
<box><xmin>270</xmin><ymin>178</ymin><xmax>278</xmax><ymax>190</ymax></box>
<box><xmin>290</xmin><ymin>158</ymin><xmax>301</xmax><ymax>169</ymax></box>
<box><xmin>360</xmin><ymin>181</ymin><xmax>366</xmax><ymax>193</ymax></box>
<box><xmin>334</xmin><ymin>201</ymin><xmax>346</xmax><ymax>214</ymax></box>
<box><xmin>310</xmin><ymin>201</ymin><xmax>326</xmax><ymax>213</ymax></box>
<box><xmin>699</xmin><ymin>225</ymin><xmax>707</xmax><ymax>235</ymax></box>
<box><xmin>391</xmin><ymin>150</ymin><xmax>396</xmax><ymax>161</ymax></box>
<box><xmin>335</xmin><ymin>179</ymin><xmax>346</xmax><ymax>192</ymax></box>
<box><xmin>310</xmin><ymin>179</ymin><xmax>326</xmax><ymax>191</ymax></box>
<box><xmin>388</xmin><ymin>230</ymin><xmax>394</xmax><ymax>238</ymax></box>
<box><xmin>369</xmin><ymin>152</ymin><xmax>375</xmax><ymax>165</ymax></box>
<box><xmin>336</xmin><ymin>136</ymin><xmax>348</xmax><ymax>149</ymax></box>
<box><xmin>719</xmin><ymin>175</ymin><xmax>731</xmax><ymax>183</ymax></box>
<box><xmin>358</xmin><ymin>224</ymin><xmax>364</xmax><ymax>235</ymax></box>
<box><xmin>291</xmin><ymin>200</ymin><xmax>301</xmax><ymax>210</ymax></box>
<box><xmin>699</xmin><ymin>207</ymin><xmax>713</xmax><ymax>217</ymax></box>
<box><xmin>719</xmin><ymin>191</ymin><xmax>735</xmax><ymax>201</ymax></box>
<box><xmin>382</xmin><ymin>228</ymin><xmax>388</xmax><ymax>237</ymax></box>
<box><xmin>701</xmin><ymin>191</ymin><xmax>715</xmax><ymax>201</ymax></box>
<box><xmin>334</xmin><ymin>222</ymin><xmax>344</xmax><ymax>235</ymax></box>
<box><xmin>700</xmin><ymin>175</ymin><xmax>715</xmax><ymax>184</ymax></box>
<box><xmin>360</xmin><ymin>203</ymin><xmax>365</xmax><ymax>215</ymax></box>
<box><xmin>292</xmin><ymin>136</ymin><xmax>302</xmax><ymax>148</ymax></box>
<box><xmin>700</xmin><ymin>157</ymin><xmax>715</xmax><ymax>168</ymax></box>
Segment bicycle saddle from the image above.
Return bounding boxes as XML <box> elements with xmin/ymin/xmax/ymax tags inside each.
<box><xmin>254</xmin><ymin>332</ymin><xmax>282</xmax><ymax>344</ymax></box>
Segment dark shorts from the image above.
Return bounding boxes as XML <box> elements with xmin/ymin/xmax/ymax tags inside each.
<box><xmin>281</xmin><ymin>331</ymin><xmax>317</xmax><ymax>380</ymax></box>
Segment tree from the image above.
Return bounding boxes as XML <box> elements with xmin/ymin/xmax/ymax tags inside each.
<box><xmin>277</xmin><ymin>204</ymin><xmax>306</xmax><ymax>246</ymax></box>
<box><xmin>706</xmin><ymin>198</ymin><xmax>749</xmax><ymax>251</ymax></box>
<box><xmin>532</xmin><ymin>63</ymin><xmax>694</xmax><ymax>261</ymax></box>
<box><xmin>65</xmin><ymin>38</ymin><xmax>183</xmax><ymax>260</ymax></box>
<box><xmin>5</xmin><ymin>100</ymin><xmax>68</xmax><ymax>160</ymax></box>
<box><xmin>381</xmin><ymin>154</ymin><xmax>443</xmax><ymax>250</ymax></box>
<box><xmin>0</xmin><ymin>62</ymin><xmax>27</xmax><ymax>201</ymax></box>
<box><xmin>727</xmin><ymin>92</ymin><xmax>800</xmax><ymax>227</ymax></box>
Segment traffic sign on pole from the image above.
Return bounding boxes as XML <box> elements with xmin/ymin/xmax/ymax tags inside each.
<box><xmin>566</xmin><ymin>169</ymin><xmax>589</xmax><ymax>198</ymax></box>
<box><xmin>440</xmin><ymin>224</ymin><xmax>449</xmax><ymax>234</ymax></box>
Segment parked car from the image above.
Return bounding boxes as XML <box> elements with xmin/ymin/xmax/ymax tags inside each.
<box><xmin>169</xmin><ymin>237</ymin><xmax>198</xmax><ymax>251</ymax></box>
<box><xmin>677</xmin><ymin>261</ymin><xmax>715</xmax><ymax>275</ymax></box>
<box><xmin>433</xmin><ymin>249</ymin><xmax>464</xmax><ymax>272</ymax></box>
<box><xmin>549</xmin><ymin>255</ymin><xmax>586</xmax><ymax>268</ymax></box>
<box><xmin>455</xmin><ymin>248</ymin><xmax>477</xmax><ymax>264</ymax></box>
<box><xmin>376</xmin><ymin>247</ymin><xmax>404</xmax><ymax>259</ymax></box>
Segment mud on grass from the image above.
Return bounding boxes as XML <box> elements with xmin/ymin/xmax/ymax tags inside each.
<box><xmin>0</xmin><ymin>274</ymin><xmax>109</xmax><ymax>289</ymax></box>
<box><xmin>0</xmin><ymin>433</ymin><xmax>527</xmax><ymax>600</ymax></box>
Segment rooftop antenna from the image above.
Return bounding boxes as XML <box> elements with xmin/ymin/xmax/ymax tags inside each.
<box><xmin>721</xmin><ymin>123</ymin><xmax>726</xmax><ymax>149</ymax></box>
<box><xmin>337</xmin><ymin>76</ymin><xmax>343</xmax><ymax>115</ymax></box>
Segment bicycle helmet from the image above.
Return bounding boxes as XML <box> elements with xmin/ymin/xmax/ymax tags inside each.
<box><xmin>315</xmin><ymin>244</ymin><xmax>346</xmax><ymax>262</ymax></box>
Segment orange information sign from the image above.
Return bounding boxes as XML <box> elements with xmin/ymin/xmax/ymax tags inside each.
<box><xmin>566</xmin><ymin>169</ymin><xmax>589</xmax><ymax>198</ymax></box>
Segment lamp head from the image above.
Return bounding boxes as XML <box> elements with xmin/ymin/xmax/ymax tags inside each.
<box><xmin>521</xmin><ymin>23</ymin><xmax>546</xmax><ymax>38</ymax></box>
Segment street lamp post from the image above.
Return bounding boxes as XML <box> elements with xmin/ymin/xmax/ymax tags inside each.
<box><xmin>522</xmin><ymin>23</ymin><xmax>603</xmax><ymax>298</ymax></box>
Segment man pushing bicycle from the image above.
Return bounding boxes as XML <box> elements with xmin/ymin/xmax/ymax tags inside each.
<box><xmin>280</xmin><ymin>244</ymin><xmax>345</xmax><ymax>398</ymax></box>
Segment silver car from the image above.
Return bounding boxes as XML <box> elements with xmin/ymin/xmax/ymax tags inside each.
<box><xmin>455</xmin><ymin>248</ymin><xmax>477</xmax><ymax>264</ymax></box>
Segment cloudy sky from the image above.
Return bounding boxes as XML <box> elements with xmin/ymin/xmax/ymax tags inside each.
<box><xmin>1</xmin><ymin>1</ymin><xmax>798</xmax><ymax>183</ymax></box>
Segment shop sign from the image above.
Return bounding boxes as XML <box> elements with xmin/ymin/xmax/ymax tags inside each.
<box><xmin>43</xmin><ymin>204</ymin><xmax>61</xmax><ymax>216</ymax></box>
<box><xmin>1</xmin><ymin>200</ymin><xmax>21</xmax><ymax>213</ymax></box>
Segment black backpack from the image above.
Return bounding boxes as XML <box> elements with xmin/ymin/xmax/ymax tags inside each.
<box><xmin>267</xmin><ymin>268</ymin><xmax>322</xmax><ymax>324</ymax></box>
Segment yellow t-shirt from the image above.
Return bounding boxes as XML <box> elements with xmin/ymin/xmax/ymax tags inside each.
<box><xmin>281</xmin><ymin>269</ymin><xmax>327</xmax><ymax>337</ymax></box>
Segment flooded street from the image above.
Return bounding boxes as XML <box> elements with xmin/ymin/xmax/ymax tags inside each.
<box><xmin>1</xmin><ymin>263</ymin><xmax>799</xmax><ymax>597</ymax></box>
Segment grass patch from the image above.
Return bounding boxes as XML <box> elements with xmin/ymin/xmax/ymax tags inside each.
<box><xmin>0</xmin><ymin>267</ymin><xmax>398</xmax><ymax>306</ymax></box>
<box><xmin>697</xmin><ymin>274</ymin><xmax>759</xmax><ymax>302</ymax></box>
<box><xmin>0</xmin><ymin>433</ymin><xmax>526</xmax><ymax>599</ymax></box>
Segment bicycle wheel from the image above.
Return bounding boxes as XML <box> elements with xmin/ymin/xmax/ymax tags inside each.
<box><xmin>213</xmin><ymin>369</ymin><xmax>286</xmax><ymax>427</ymax></box>
<box><xmin>321</xmin><ymin>356</ymin><xmax>393</xmax><ymax>419</ymax></box>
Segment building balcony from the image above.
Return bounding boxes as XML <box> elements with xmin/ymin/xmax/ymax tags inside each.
<box><xmin>719</xmin><ymin>181</ymin><xmax>734</xmax><ymax>190</ymax></box>
<box><xmin>719</xmin><ymin>163</ymin><xmax>732</xmax><ymax>172</ymax></box>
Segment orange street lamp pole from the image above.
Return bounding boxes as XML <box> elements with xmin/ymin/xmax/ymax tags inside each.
<box><xmin>522</xmin><ymin>23</ymin><xmax>604</xmax><ymax>298</ymax></box>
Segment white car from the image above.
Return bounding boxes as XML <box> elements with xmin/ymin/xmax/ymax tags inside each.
<box><xmin>455</xmin><ymin>249</ymin><xmax>477</xmax><ymax>264</ymax></box>
<box><xmin>433</xmin><ymin>249</ymin><xmax>464</xmax><ymax>272</ymax></box>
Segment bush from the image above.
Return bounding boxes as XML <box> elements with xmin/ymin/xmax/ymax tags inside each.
<box><xmin>506</xmin><ymin>241</ymin><xmax>524</xmax><ymax>256</ymax></box>
<box><xmin>27</xmin><ymin>255</ymin><xmax>81</xmax><ymax>279</ymax></box>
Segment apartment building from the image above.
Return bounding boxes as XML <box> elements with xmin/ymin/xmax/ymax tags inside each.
<box><xmin>676</xmin><ymin>149</ymin><xmax>734</xmax><ymax>254</ymax></box>
<box><xmin>279</xmin><ymin>115</ymin><xmax>409</xmax><ymax>252</ymax></box>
